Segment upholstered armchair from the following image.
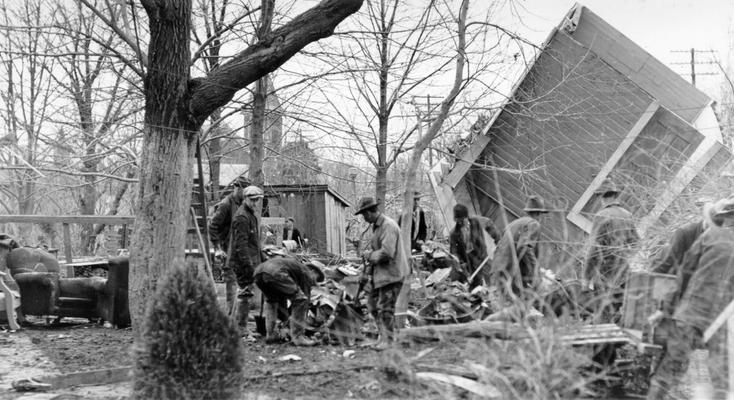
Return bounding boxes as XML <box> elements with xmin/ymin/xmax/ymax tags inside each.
<box><xmin>6</xmin><ymin>248</ymin><xmax>130</xmax><ymax>328</ymax></box>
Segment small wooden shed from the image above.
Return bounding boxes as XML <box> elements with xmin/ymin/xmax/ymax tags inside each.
<box><xmin>263</xmin><ymin>184</ymin><xmax>351</xmax><ymax>256</ymax></box>
<box><xmin>429</xmin><ymin>4</ymin><xmax>732</xmax><ymax>268</ymax></box>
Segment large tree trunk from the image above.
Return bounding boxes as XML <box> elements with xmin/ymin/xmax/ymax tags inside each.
<box><xmin>131</xmin><ymin>0</ymin><xmax>364</xmax><ymax>333</ymax></box>
<box><xmin>131</xmin><ymin>0</ymin><xmax>195</xmax><ymax>331</ymax></box>
<box><xmin>129</xmin><ymin>125</ymin><xmax>196</xmax><ymax>328</ymax></box>
<box><xmin>249</xmin><ymin>75</ymin><xmax>267</xmax><ymax>188</ymax></box>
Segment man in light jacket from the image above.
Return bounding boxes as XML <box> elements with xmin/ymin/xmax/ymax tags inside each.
<box><xmin>355</xmin><ymin>197</ymin><xmax>410</xmax><ymax>351</ymax></box>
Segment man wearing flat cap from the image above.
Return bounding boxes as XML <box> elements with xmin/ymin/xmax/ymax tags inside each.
<box><xmin>647</xmin><ymin>196</ymin><xmax>734</xmax><ymax>400</ymax></box>
<box><xmin>491</xmin><ymin>195</ymin><xmax>548</xmax><ymax>301</ymax></box>
<box><xmin>355</xmin><ymin>197</ymin><xmax>410</xmax><ymax>351</ymax></box>
<box><xmin>209</xmin><ymin>175</ymin><xmax>251</xmax><ymax>312</ymax></box>
<box><xmin>582</xmin><ymin>178</ymin><xmax>639</xmax><ymax>323</ymax></box>
<box><xmin>230</xmin><ymin>185</ymin><xmax>264</xmax><ymax>339</ymax></box>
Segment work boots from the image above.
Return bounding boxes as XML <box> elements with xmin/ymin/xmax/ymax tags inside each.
<box><xmin>225</xmin><ymin>278</ymin><xmax>237</xmax><ymax>312</ymax></box>
<box><xmin>371</xmin><ymin>312</ymin><xmax>395</xmax><ymax>351</ymax></box>
<box><xmin>236</xmin><ymin>297</ymin><xmax>254</xmax><ymax>340</ymax></box>
<box><xmin>289</xmin><ymin>299</ymin><xmax>316</xmax><ymax>346</ymax></box>
<box><xmin>264</xmin><ymin>302</ymin><xmax>280</xmax><ymax>344</ymax></box>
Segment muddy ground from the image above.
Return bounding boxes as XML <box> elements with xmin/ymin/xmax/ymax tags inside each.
<box><xmin>0</xmin><ymin>318</ymin><xmax>479</xmax><ymax>400</ymax></box>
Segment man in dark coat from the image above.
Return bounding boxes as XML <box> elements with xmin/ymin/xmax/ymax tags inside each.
<box><xmin>230</xmin><ymin>185</ymin><xmax>264</xmax><ymax>338</ymax></box>
<box><xmin>254</xmin><ymin>257</ymin><xmax>324</xmax><ymax>346</ymax></box>
<box><xmin>282</xmin><ymin>217</ymin><xmax>303</xmax><ymax>248</ymax></box>
<box><xmin>582</xmin><ymin>178</ymin><xmax>639</xmax><ymax>323</ymax></box>
<box><xmin>490</xmin><ymin>195</ymin><xmax>548</xmax><ymax>301</ymax></box>
<box><xmin>449</xmin><ymin>203</ymin><xmax>500</xmax><ymax>288</ymax></box>
<box><xmin>399</xmin><ymin>192</ymin><xmax>428</xmax><ymax>252</ymax></box>
<box><xmin>356</xmin><ymin>197</ymin><xmax>410</xmax><ymax>351</ymax></box>
<box><xmin>650</xmin><ymin>197</ymin><xmax>712</xmax><ymax>275</ymax></box>
<box><xmin>647</xmin><ymin>196</ymin><xmax>734</xmax><ymax>400</ymax></box>
<box><xmin>209</xmin><ymin>176</ymin><xmax>250</xmax><ymax>311</ymax></box>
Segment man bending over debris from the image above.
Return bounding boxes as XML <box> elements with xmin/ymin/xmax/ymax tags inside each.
<box><xmin>490</xmin><ymin>195</ymin><xmax>548</xmax><ymax>303</ymax></box>
<box><xmin>647</xmin><ymin>196</ymin><xmax>734</xmax><ymax>400</ymax></box>
<box><xmin>449</xmin><ymin>203</ymin><xmax>500</xmax><ymax>288</ymax></box>
<box><xmin>355</xmin><ymin>197</ymin><xmax>410</xmax><ymax>351</ymax></box>
<box><xmin>254</xmin><ymin>257</ymin><xmax>324</xmax><ymax>346</ymax></box>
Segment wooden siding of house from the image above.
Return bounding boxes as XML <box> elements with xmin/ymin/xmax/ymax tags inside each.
<box><xmin>324</xmin><ymin>193</ymin><xmax>347</xmax><ymax>255</ymax></box>
<box><xmin>468</xmin><ymin>29</ymin><xmax>653</xmax><ymax>246</ymax></box>
<box><xmin>265</xmin><ymin>191</ymin><xmax>327</xmax><ymax>253</ymax></box>
<box><xmin>567</xmin><ymin>6</ymin><xmax>710</xmax><ymax>124</ymax></box>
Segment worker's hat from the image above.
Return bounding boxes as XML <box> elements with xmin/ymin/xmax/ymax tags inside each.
<box><xmin>523</xmin><ymin>195</ymin><xmax>549</xmax><ymax>213</ymax></box>
<box><xmin>354</xmin><ymin>197</ymin><xmax>380</xmax><ymax>215</ymax></box>
<box><xmin>232</xmin><ymin>176</ymin><xmax>250</xmax><ymax>188</ymax></box>
<box><xmin>594</xmin><ymin>178</ymin><xmax>621</xmax><ymax>196</ymax></box>
<box><xmin>713</xmin><ymin>196</ymin><xmax>734</xmax><ymax>217</ymax></box>
<box><xmin>243</xmin><ymin>185</ymin><xmax>264</xmax><ymax>199</ymax></box>
<box><xmin>305</xmin><ymin>261</ymin><xmax>325</xmax><ymax>283</ymax></box>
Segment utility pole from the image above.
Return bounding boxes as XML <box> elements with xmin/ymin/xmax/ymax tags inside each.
<box><xmin>670</xmin><ymin>48</ymin><xmax>718</xmax><ymax>87</ymax></box>
<box><xmin>412</xmin><ymin>95</ymin><xmax>441</xmax><ymax>167</ymax></box>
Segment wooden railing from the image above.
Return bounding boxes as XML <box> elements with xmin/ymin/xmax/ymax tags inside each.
<box><xmin>0</xmin><ymin>215</ymin><xmax>135</xmax><ymax>276</ymax></box>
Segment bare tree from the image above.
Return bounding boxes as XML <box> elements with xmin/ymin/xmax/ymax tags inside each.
<box><xmin>86</xmin><ymin>0</ymin><xmax>364</xmax><ymax>329</ymax></box>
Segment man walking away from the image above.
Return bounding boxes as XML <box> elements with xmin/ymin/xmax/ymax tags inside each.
<box><xmin>254</xmin><ymin>256</ymin><xmax>324</xmax><ymax>346</ymax></box>
<box><xmin>582</xmin><ymin>178</ymin><xmax>639</xmax><ymax>323</ymax></box>
<box><xmin>209</xmin><ymin>176</ymin><xmax>250</xmax><ymax>312</ymax></box>
<box><xmin>230</xmin><ymin>185</ymin><xmax>264</xmax><ymax>340</ymax></box>
<box><xmin>355</xmin><ymin>197</ymin><xmax>410</xmax><ymax>351</ymax></box>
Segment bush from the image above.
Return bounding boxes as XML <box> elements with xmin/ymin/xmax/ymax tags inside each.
<box><xmin>131</xmin><ymin>264</ymin><xmax>244</xmax><ymax>400</ymax></box>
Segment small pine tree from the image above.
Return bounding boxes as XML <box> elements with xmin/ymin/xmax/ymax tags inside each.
<box><xmin>131</xmin><ymin>264</ymin><xmax>244</xmax><ymax>400</ymax></box>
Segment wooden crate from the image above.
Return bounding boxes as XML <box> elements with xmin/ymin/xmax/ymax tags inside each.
<box><xmin>621</xmin><ymin>270</ymin><xmax>677</xmax><ymax>330</ymax></box>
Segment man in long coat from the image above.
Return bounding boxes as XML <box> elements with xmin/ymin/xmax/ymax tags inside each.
<box><xmin>209</xmin><ymin>176</ymin><xmax>250</xmax><ymax>311</ymax></box>
<box><xmin>490</xmin><ymin>195</ymin><xmax>548</xmax><ymax>301</ymax></box>
<box><xmin>230</xmin><ymin>185</ymin><xmax>264</xmax><ymax>338</ymax></box>
<box><xmin>648</xmin><ymin>196</ymin><xmax>734</xmax><ymax>400</ymax></box>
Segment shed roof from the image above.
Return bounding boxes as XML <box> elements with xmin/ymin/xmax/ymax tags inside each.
<box><xmin>264</xmin><ymin>184</ymin><xmax>352</xmax><ymax>208</ymax></box>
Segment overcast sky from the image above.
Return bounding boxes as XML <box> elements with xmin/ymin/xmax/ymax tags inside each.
<box><xmin>510</xmin><ymin>0</ymin><xmax>734</xmax><ymax>98</ymax></box>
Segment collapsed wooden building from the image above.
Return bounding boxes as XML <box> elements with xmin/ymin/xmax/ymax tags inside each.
<box><xmin>430</xmin><ymin>5</ymin><xmax>733</xmax><ymax>270</ymax></box>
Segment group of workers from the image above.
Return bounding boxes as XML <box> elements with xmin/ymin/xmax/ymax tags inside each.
<box><xmin>207</xmin><ymin>178</ymin><xmax>410</xmax><ymax>350</ymax></box>
<box><xmin>447</xmin><ymin>176</ymin><xmax>734</xmax><ymax>399</ymax></box>
<box><xmin>207</xmin><ymin>175</ymin><xmax>734</xmax><ymax>397</ymax></box>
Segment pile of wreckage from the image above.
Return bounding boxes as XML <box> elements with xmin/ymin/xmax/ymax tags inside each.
<box><xmin>300</xmin><ymin>240</ymin><xmax>634</xmax><ymax>347</ymax></box>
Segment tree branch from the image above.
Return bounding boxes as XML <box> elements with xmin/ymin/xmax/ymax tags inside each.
<box><xmin>189</xmin><ymin>0</ymin><xmax>364</xmax><ymax>123</ymax></box>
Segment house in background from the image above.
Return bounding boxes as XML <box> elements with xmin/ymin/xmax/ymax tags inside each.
<box><xmin>263</xmin><ymin>184</ymin><xmax>352</xmax><ymax>256</ymax></box>
<box><xmin>429</xmin><ymin>4</ymin><xmax>732</xmax><ymax>269</ymax></box>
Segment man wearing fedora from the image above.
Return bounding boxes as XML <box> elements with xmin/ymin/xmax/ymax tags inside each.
<box><xmin>355</xmin><ymin>197</ymin><xmax>410</xmax><ymax>351</ymax></box>
<box><xmin>490</xmin><ymin>195</ymin><xmax>548</xmax><ymax>302</ymax></box>
<box><xmin>209</xmin><ymin>176</ymin><xmax>251</xmax><ymax>313</ymax></box>
<box><xmin>647</xmin><ymin>196</ymin><xmax>734</xmax><ymax>400</ymax></box>
<box><xmin>254</xmin><ymin>256</ymin><xmax>324</xmax><ymax>346</ymax></box>
<box><xmin>230</xmin><ymin>185</ymin><xmax>265</xmax><ymax>340</ymax></box>
<box><xmin>582</xmin><ymin>178</ymin><xmax>639</xmax><ymax>322</ymax></box>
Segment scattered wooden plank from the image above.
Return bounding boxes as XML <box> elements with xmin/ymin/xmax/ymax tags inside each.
<box><xmin>416</xmin><ymin>371</ymin><xmax>501</xmax><ymax>398</ymax></box>
<box><xmin>398</xmin><ymin>320</ymin><xmax>523</xmax><ymax>341</ymax></box>
<box><xmin>35</xmin><ymin>367</ymin><xmax>132</xmax><ymax>389</ymax></box>
<box><xmin>0</xmin><ymin>215</ymin><xmax>135</xmax><ymax>225</ymax></box>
